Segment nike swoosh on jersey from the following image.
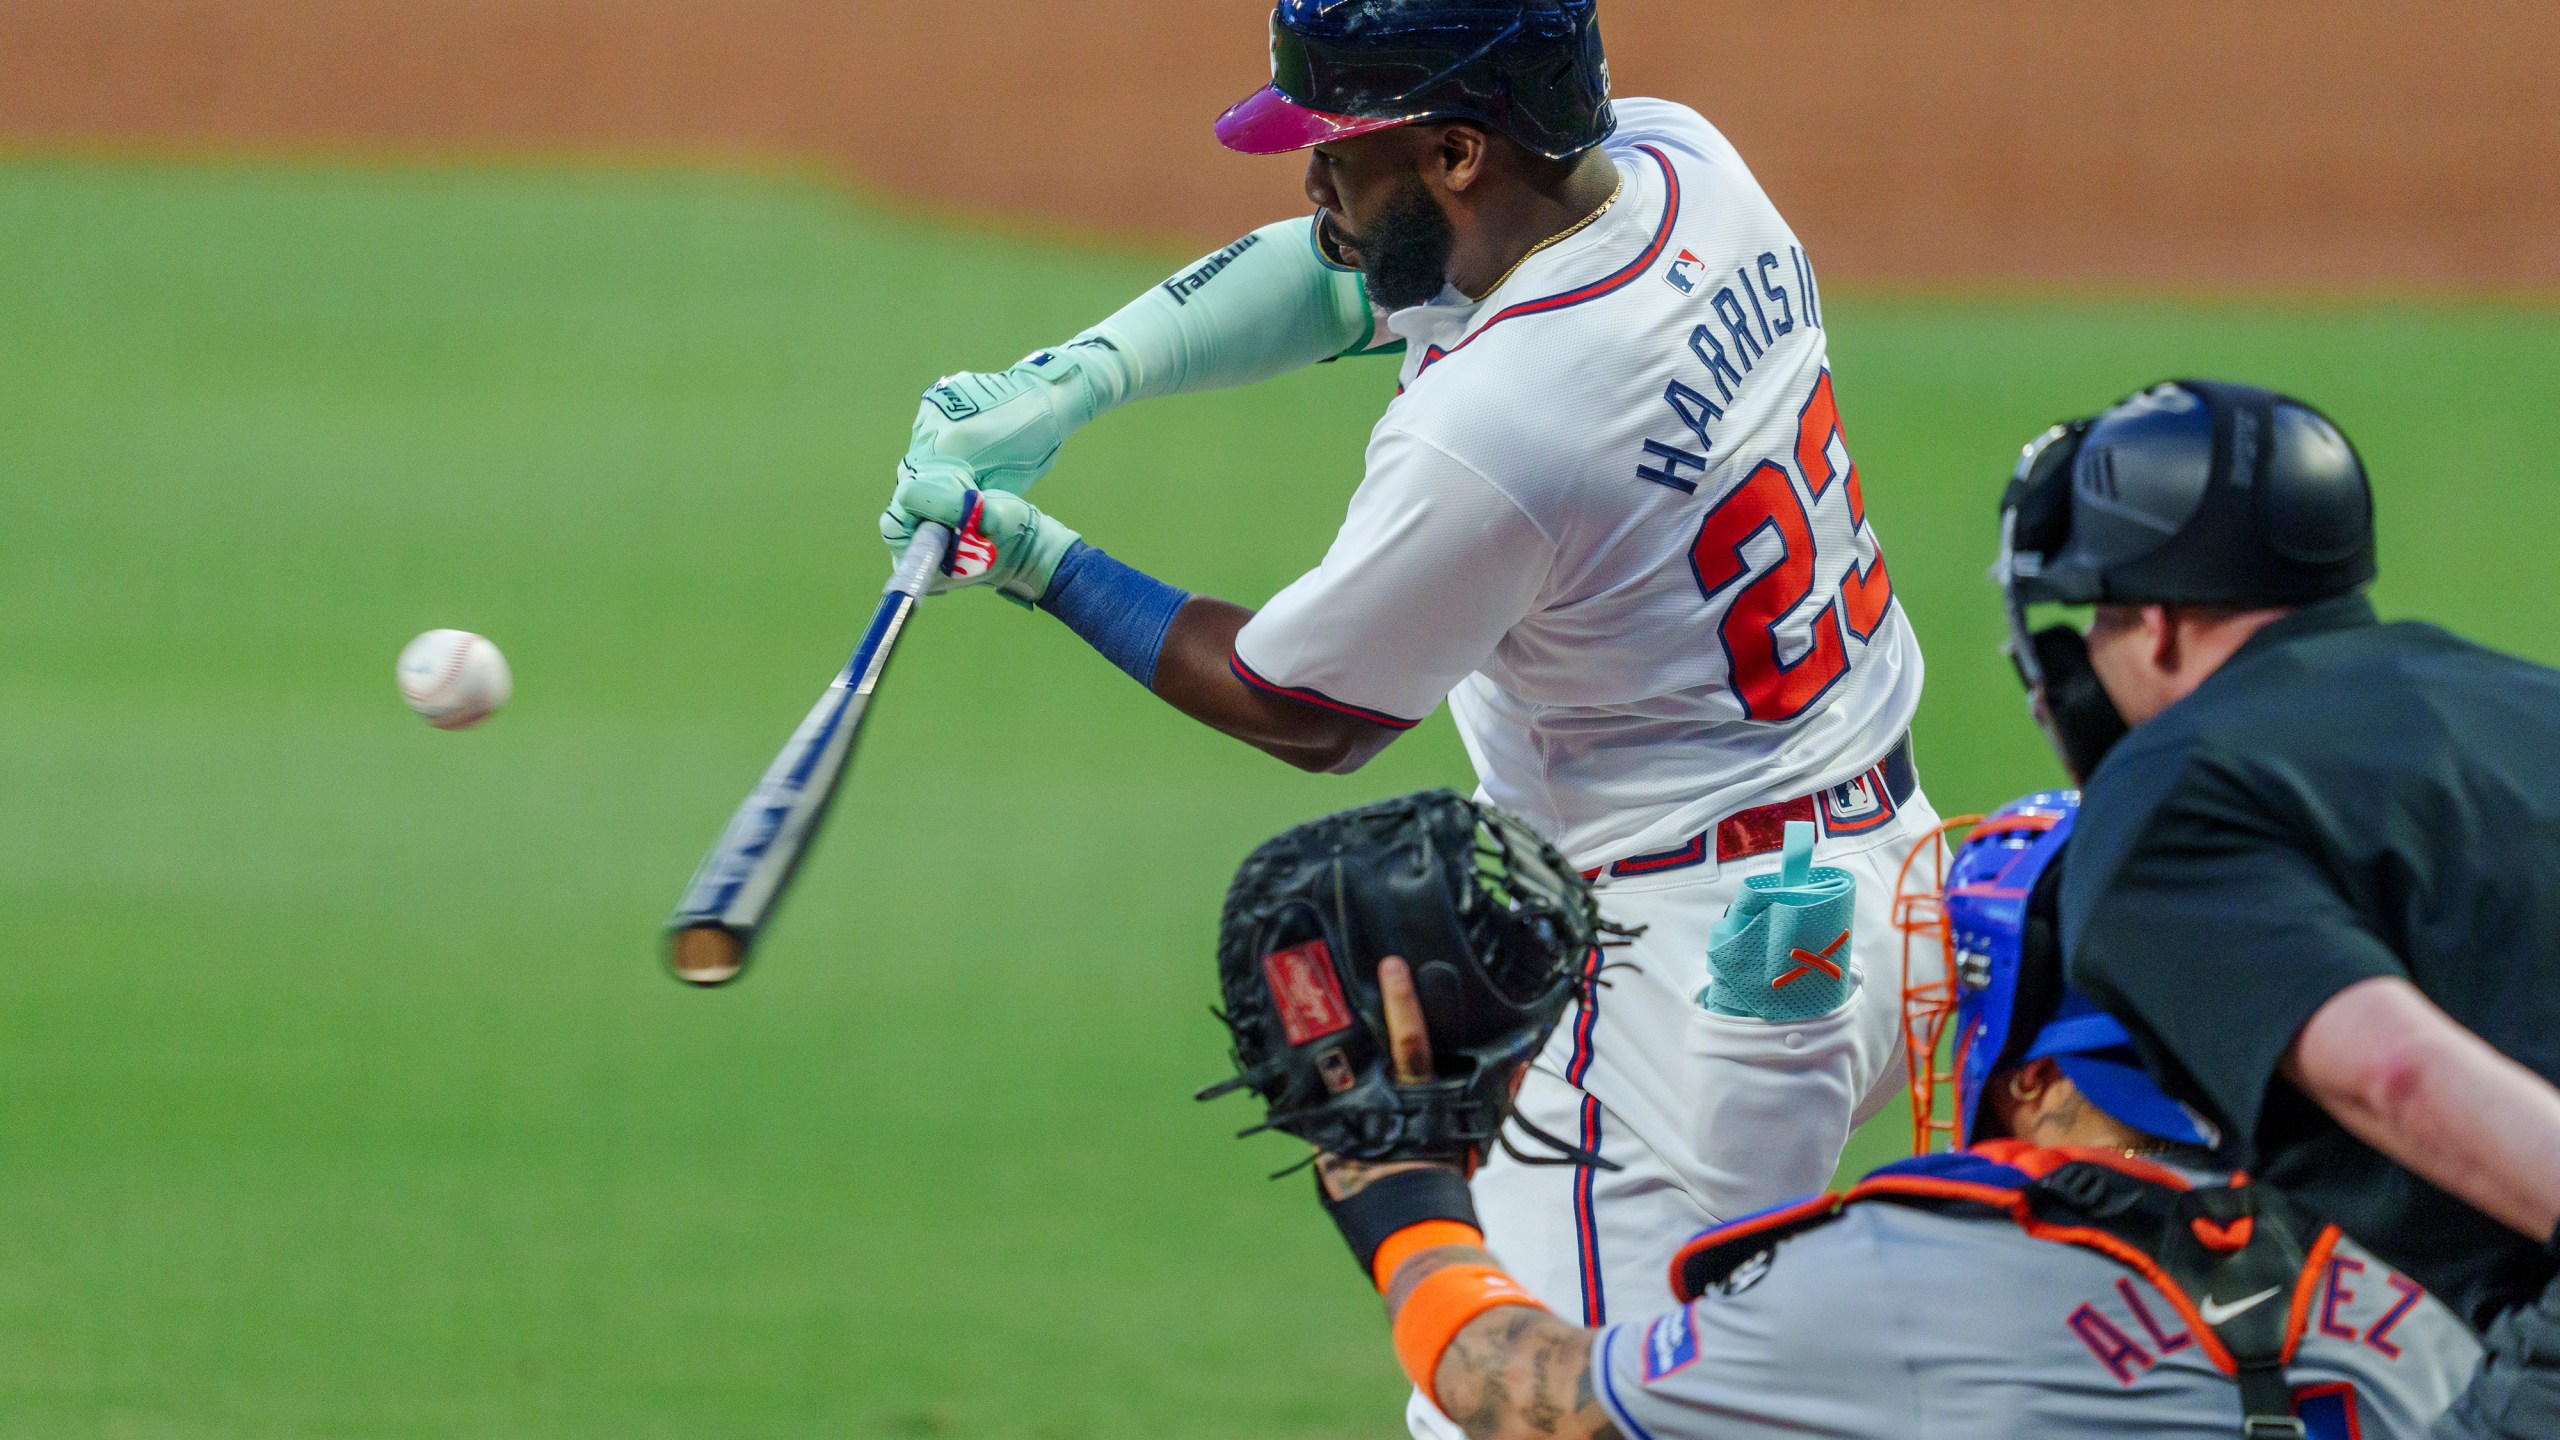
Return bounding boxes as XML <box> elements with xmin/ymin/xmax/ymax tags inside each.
<box><xmin>2197</xmin><ymin>1285</ymin><xmax>2285</xmax><ymax>1326</ymax></box>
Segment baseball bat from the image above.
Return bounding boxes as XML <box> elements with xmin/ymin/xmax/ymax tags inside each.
<box><xmin>664</xmin><ymin>521</ymin><xmax>953</xmax><ymax>987</ymax></box>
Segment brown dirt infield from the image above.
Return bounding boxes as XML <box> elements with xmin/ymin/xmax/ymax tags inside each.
<box><xmin>1</xmin><ymin>0</ymin><xmax>2554</xmax><ymax>290</ymax></box>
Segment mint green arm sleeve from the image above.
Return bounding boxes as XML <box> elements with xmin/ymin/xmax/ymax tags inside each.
<box><xmin>1067</xmin><ymin>215</ymin><xmax>1387</xmax><ymax>413</ymax></box>
<box><xmin>899</xmin><ymin>217</ymin><xmax>1391</xmax><ymax>495</ymax></box>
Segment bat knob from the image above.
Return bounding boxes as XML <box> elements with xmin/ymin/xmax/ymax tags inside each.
<box><xmin>667</xmin><ymin>926</ymin><xmax>749</xmax><ymax>987</ymax></box>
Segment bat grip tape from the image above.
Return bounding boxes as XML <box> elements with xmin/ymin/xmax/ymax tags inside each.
<box><xmin>889</xmin><ymin>521</ymin><xmax>954</xmax><ymax>598</ymax></box>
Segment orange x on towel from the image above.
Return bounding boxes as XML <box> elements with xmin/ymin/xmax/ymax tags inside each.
<box><xmin>1773</xmin><ymin>931</ymin><xmax>1849</xmax><ymax>990</ymax></box>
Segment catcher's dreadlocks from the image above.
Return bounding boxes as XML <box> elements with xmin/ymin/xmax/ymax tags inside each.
<box><xmin>1200</xmin><ymin>790</ymin><xmax>1638</xmax><ymax>1170</ymax></box>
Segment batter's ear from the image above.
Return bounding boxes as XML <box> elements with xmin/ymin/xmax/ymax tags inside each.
<box><xmin>1428</xmin><ymin>122</ymin><xmax>1491</xmax><ymax>195</ymax></box>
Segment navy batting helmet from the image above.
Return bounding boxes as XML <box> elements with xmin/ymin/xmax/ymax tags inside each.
<box><xmin>1216</xmin><ymin>0</ymin><xmax>1615</xmax><ymax>161</ymax></box>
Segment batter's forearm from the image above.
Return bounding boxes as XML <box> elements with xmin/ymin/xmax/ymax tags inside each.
<box><xmin>1033</xmin><ymin>542</ymin><xmax>1397</xmax><ymax>770</ymax></box>
<box><xmin>901</xmin><ymin>219</ymin><xmax>1377</xmax><ymax>500</ymax></box>
<box><xmin>2286</xmin><ymin>977</ymin><xmax>2560</xmax><ymax>1241</ymax></box>
<box><xmin>1151</xmin><ymin>597</ymin><xmax>1399</xmax><ymax>773</ymax></box>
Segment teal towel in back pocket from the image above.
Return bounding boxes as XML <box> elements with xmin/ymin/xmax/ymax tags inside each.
<box><xmin>1701</xmin><ymin>821</ymin><xmax>1858</xmax><ymax>1023</ymax></box>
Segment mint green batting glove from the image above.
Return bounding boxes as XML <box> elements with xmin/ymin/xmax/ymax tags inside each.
<box><xmin>880</xmin><ymin>458</ymin><xmax>1082</xmax><ymax>604</ymax></box>
<box><xmin>906</xmin><ymin>348</ymin><xmax>1110</xmax><ymax>498</ymax></box>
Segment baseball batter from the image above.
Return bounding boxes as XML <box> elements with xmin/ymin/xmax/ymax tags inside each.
<box><xmin>880</xmin><ymin>5</ymin><xmax>1930</xmax><ymax>1427</ymax></box>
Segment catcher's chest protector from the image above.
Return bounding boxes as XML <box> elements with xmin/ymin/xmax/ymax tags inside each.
<box><xmin>1672</xmin><ymin>1143</ymin><xmax>2342</xmax><ymax>1440</ymax></box>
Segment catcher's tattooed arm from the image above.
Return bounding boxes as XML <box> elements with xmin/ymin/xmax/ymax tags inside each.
<box><xmin>1384</xmin><ymin>1243</ymin><xmax>1621</xmax><ymax>1440</ymax></box>
<box><xmin>1322</xmin><ymin>962</ymin><xmax>1620</xmax><ymax>1440</ymax></box>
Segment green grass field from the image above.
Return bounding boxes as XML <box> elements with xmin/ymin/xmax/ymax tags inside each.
<box><xmin>3</xmin><ymin>157</ymin><xmax>2554</xmax><ymax>1438</ymax></box>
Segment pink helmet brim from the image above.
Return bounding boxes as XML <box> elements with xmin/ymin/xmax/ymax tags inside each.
<box><xmin>1213</xmin><ymin>85</ymin><xmax>1412</xmax><ymax>155</ymax></box>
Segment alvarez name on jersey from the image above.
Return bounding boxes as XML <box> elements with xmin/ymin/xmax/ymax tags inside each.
<box><xmin>1232</xmin><ymin>97</ymin><xmax>1923</xmax><ymax>868</ymax></box>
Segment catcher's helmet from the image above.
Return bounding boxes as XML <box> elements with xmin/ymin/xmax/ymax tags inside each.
<box><xmin>1216</xmin><ymin>0</ymin><xmax>1615</xmax><ymax>160</ymax></box>
<box><xmin>1898</xmin><ymin>792</ymin><xmax>2218</xmax><ymax>1152</ymax></box>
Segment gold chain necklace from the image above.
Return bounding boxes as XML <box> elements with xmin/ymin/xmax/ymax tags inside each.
<box><xmin>1477</xmin><ymin>171</ymin><xmax>1626</xmax><ymax>299</ymax></box>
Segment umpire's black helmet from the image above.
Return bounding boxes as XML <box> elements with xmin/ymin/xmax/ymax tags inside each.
<box><xmin>2002</xmin><ymin>380</ymin><xmax>2377</xmax><ymax>610</ymax></box>
<box><xmin>1994</xmin><ymin>380</ymin><xmax>2378</xmax><ymax>781</ymax></box>
<box><xmin>1215</xmin><ymin>0</ymin><xmax>1615</xmax><ymax>161</ymax></box>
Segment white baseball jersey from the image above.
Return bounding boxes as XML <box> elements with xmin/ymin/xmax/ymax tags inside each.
<box><xmin>1595</xmin><ymin>1193</ymin><xmax>2481</xmax><ymax>1439</ymax></box>
<box><xmin>1233</xmin><ymin>98</ymin><xmax>1924</xmax><ymax>867</ymax></box>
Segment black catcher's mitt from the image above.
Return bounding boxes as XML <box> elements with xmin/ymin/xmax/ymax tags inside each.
<box><xmin>1199</xmin><ymin>790</ymin><xmax>1622</xmax><ymax>1168</ymax></box>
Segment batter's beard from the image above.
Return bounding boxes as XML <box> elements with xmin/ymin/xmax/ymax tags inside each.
<box><xmin>1348</xmin><ymin>179</ymin><xmax>1457</xmax><ymax>311</ymax></box>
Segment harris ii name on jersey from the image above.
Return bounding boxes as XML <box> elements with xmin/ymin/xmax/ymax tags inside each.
<box><xmin>1639</xmin><ymin>243</ymin><xmax>1827</xmax><ymax>493</ymax></box>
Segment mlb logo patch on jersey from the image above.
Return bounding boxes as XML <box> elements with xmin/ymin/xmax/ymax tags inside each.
<box><xmin>1263</xmin><ymin>940</ymin><xmax>1355</xmax><ymax>1045</ymax></box>
<box><xmin>1642</xmin><ymin>1303</ymin><xmax>1701</xmax><ymax>1382</ymax></box>
<box><xmin>1664</xmin><ymin>249</ymin><xmax>1706</xmax><ymax>297</ymax></box>
<box><xmin>1820</xmin><ymin>767</ymin><xmax>1897</xmax><ymax>836</ymax></box>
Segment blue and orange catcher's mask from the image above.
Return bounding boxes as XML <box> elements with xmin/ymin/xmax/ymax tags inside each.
<box><xmin>1895</xmin><ymin>792</ymin><xmax>2220</xmax><ymax>1153</ymax></box>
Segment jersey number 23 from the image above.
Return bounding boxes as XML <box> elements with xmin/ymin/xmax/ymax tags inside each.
<box><xmin>1688</xmin><ymin>369</ymin><xmax>1894</xmax><ymax>722</ymax></box>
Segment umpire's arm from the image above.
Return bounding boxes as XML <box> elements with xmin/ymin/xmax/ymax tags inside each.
<box><xmin>2059</xmin><ymin>745</ymin><xmax>2560</xmax><ymax>1250</ymax></box>
<box><xmin>2287</xmin><ymin>980</ymin><xmax>2560</xmax><ymax>1243</ymax></box>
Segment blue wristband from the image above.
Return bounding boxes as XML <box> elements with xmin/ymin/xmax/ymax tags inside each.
<box><xmin>1038</xmin><ymin>541</ymin><xmax>1191</xmax><ymax>689</ymax></box>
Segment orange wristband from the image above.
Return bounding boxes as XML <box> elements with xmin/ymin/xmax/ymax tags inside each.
<box><xmin>1370</xmin><ymin>1220</ymin><xmax>1486</xmax><ymax>1293</ymax></box>
<box><xmin>1391</xmin><ymin>1263</ymin><xmax>1548</xmax><ymax>1400</ymax></box>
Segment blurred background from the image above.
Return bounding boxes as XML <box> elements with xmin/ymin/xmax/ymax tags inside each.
<box><xmin>1</xmin><ymin>3</ymin><xmax>2553</xmax><ymax>1436</ymax></box>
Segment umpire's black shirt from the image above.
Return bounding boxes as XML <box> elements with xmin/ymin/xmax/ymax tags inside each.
<box><xmin>2062</xmin><ymin>593</ymin><xmax>2560</xmax><ymax>1330</ymax></box>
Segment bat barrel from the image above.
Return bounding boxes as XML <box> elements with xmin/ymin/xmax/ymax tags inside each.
<box><xmin>660</xmin><ymin>522</ymin><xmax>953</xmax><ymax>987</ymax></box>
<box><xmin>668</xmin><ymin>924</ymin><xmax>748</xmax><ymax>987</ymax></box>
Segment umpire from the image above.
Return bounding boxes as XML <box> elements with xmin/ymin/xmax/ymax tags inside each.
<box><xmin>1995</xmin><ymin>378</ymin><xmax>2560</xmax><ymax>1422</ymax></box>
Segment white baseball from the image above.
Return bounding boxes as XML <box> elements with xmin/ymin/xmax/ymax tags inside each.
<box><xmin>397</xmin><ymin>629</ymin><xmax>512</xmax><ymax>730</ymax></box>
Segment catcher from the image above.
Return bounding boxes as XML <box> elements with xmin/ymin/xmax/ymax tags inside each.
<box><xmin>1205</xmin><ymin>791</ymin><xmax>2482</xmax><ymax>1438</ymax></box>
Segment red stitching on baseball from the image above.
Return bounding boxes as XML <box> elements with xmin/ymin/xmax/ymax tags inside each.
<box><xmin>402</xmin><ymin>634</ymin><xmax>475</xmax><ymax>705</ymax></box>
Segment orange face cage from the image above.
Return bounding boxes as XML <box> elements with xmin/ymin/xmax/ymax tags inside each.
<box><xmin>1893</xmin><ymin>807</ymin><xmax>2087</xmax><ymax>1154</ymax></box>
<box><xmin>1890</xmin><ymin>813</ymin><xmax>1982</xmax><ymax>1155</ymax></box>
